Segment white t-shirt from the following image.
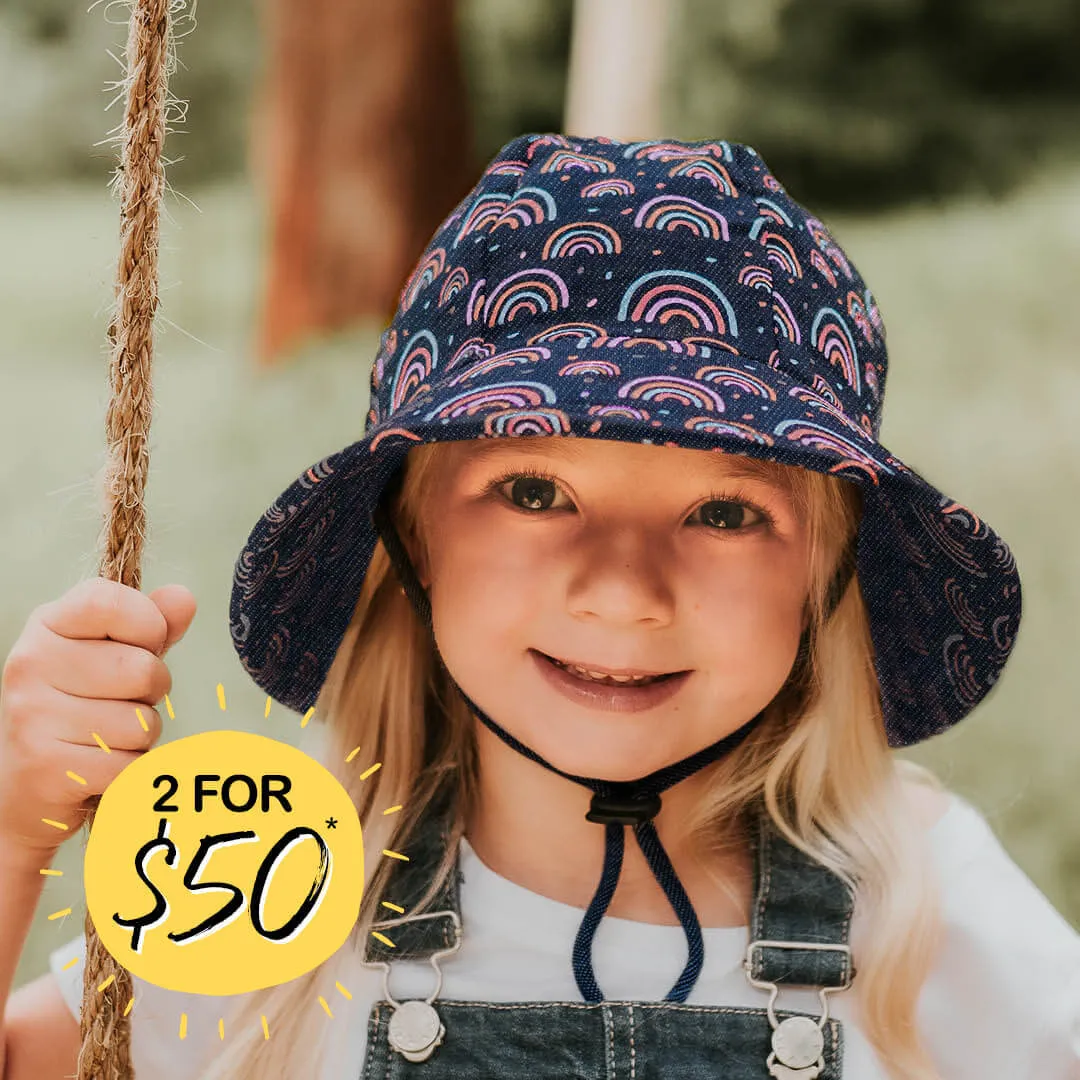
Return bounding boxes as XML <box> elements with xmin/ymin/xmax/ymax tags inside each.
<box><xmin>49</xmin><ymin>793</ymin><xmax>1080</xmax><ymax>1078</ymax></box>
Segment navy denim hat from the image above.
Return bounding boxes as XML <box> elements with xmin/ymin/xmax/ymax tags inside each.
<box><xmin>229</xmin><ymin>133</ymin><xmax>1021</xmax><ymax>751</ymax></box>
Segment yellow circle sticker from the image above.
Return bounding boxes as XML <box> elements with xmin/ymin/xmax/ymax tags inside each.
<box><xmin>84</xmin><ymin>730</ymin><xmax>364</xmax><ymax>996</ymax></box>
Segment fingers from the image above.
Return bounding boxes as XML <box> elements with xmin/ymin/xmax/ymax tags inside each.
<box><xmin>47</xmin><ymin>688</ymin><xmax>164</xmax><ymax>753</ymax></box>
<box><xmin>34</xmin><ymin>578</ymin><xmax>195</xmax><ymax>656</ymax></box>
<box><xmin>147</xmin><ymin>583</ymin><xmax>197</xmax><ymax>655</ymax></box>
<box><xmin>34</xmin><ymin>578</ymin><xmax>166</xmax><ymax>649</ymax></box>
<box><xmin>9</xmin><ymin>633</ymin><xmax>172</xmax><ymax>706</ymax></box>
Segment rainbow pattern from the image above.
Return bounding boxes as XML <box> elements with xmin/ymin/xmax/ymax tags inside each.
<box><xmin>751</xmin><ymin>225</ymin><xmax>803</xmax><ymax>279</ymax></box>
<box><xmin>528</xmin><ymin>322</ymin><xmax>609</xmax><ymax>346</ymax></box>
<box><xmin>490</xmin><ymin>187</ymin><xmax>560</xmax><ymax>233</ymax></box>
<box><xmin>810</xmin><ymin>250</ymin><xmax>838</xmax><ymax>288</ymax></box>
<box><xmin>466</xmin><ymin>278</ymin><xmax>487</xmax><ymax>326</ymax></box>
<box><xmin>606</xmin><ymin>336</ymin><xmax>697</xmax><ymax>353</ymax></box>
<box><xmin>524</xmin><ymin>134</ymin><xmax>577</xmax><ymax>159</ymax></box>
<box><xmin>618</xmin><ymin>270</ymin><xmax>738</xmax><ymax>337</ymax></box>
<box><xmin>438</xmin><ymin>266</ymin><xmax>470</xmax><ymax>308</ymax></box>
<box><xmin>448</xmin><ymin>347</ymin><xmax>551</xmax><ymax>386</ymax></box>
<box><xmin>808</xmin><ymin>374</ymin><xmax>842</xmax><ymax>410</ymax></box>
<box><xmin>372</xmin><ymin>327</ymin><xmax>398</xmax><ymax>386</ymax></box>
<box><xmin>943</xmin><ymin>636</ymin><xmax>980</xmax><ymax>705</ymax></box>
<box><xmin>682</xmin><ymin>419</ymin><xmax>775</xmax><ymax>445</ymax></box>
<box><xmin>448</xmin><ymin>337</ymin><xmax>495</xmax><ymax>370</ymax></box>
<box><xmin>666</xmin><ymin>158</ymin><xmax>738</xmax><ymax>197</ymax></box>
<box><xmin>541</xmin><ymin>222</ymin><xmax>622</xmax><ymax>260</ymax></box>
<box><xmin>754</xmin><ymin>198</ymin><xmax>794</xmax><ymax>227</ymax></box>
<box><xmin>846</xmin><ymin>290</ymin><xmax>874</xmax><ymax>344</ymax></box>
<box><xmin>943</xmin><ymin>578</ymin><xmax>985</xmax><ymax>638</ymax></box>
<box><xmin>694</xmin><ymin>366</ymin><xmax>777</xmax><ymax>401</ymax></box>
<box><xmin>587</xmin><ymin>403</ymin><xmax>650</xmax><ymax>422</ymax></box>
<box><xmin>581</xmin><ymin>178</ymin><xmax>635</xmax><ymax>198</ymax></box>
<box><xmin>483</xmin><ymin>269</ymin><xmax>570</xmax><ymax>328</ymax></box>
<box><xmin>773</xmin><ymin>420</ymin><xmax>885</xmax><ymax>479</ymax></box>
<box><xmin>738</xmin><ymin>265</ymin><xmax>772</xmax><ymax>292</ymax></box>
<box><xmin>540</xmin><ymin>150</ymin><xmax>615</xmax><ymax>174</ymax></box>
<box><xmin>484</xmin><ymin>159</ymin><xmax>528</xmax><ymax>177</ymax></box>
<box><xmin>911</xmin><ymin>504</ymin><xmax>986</xmax><ymax>576</ymax></box>
<box><xmin>634</xmin><ymin>196</ymin><xmax>730</xmax><ymax>240</ymax></box>
<box><xmin>772</xmin><ymin>292</ymin><xmax>802</xmax><ymax>344</ymax></box>
<box><xmin>453</xmin><ymin>194</ymin><xmax>510</xmax><ymax>246</ymax></box>
<box><xmin>558</xmin><ymin>359</ymin><xmax>621</xmax><ymax>378</ymax></box>
<box><xmin>788</xmin><ymin>387</ymin><xmax>867</xmax><ymax>439</ymax></box>
<box><xmin>424</xmin><ymin>381</ymin><xmax>556</xmax><ymax>422</ymax></box>
<box><xmin>864</xmin><ymin>362</ymin><xmax>879</xmax><ymax>401</ymax></box>
<box><xmin>618</xmin><ymin>376</ymin><xmax>725</xmax><ymax>412</ymax></box>
<box><xmin>811</xmin><ymin>308</ymin><xmax>860</xmax><ymax>395</ymax></box>
<box><xmin>400</xmin><ymin>248</ymin><xmax>446</xmax><ymax>312</ymax></box>
<box><xmin>625</xmin><ymin>140</ymin><xmax>734</xmax><ymax>163</ymax></box>
<box><xmin>389</xmin><ymin>329</ymin><xmax>438</xmax><ymax>412</ymax></box>
<box><xmin>865</xmin><ymin>289</ymin><xmax>885</xmax><ymax>336</ymax></box>
<box><xmin>367</xmin><ymin>427</ymin><xmax>423</xmax><ymax>452</ymax></box>
<box><xmin>684</xmin><ymin>336</ymin><xmax>740</xmax><ymax>358</ymax></box>
<box><xmin>806</xmin><ymin>217</ymin><xmax>854</xmax><ymax>280</ymax></box>
<box><xmin>483</xmin><ymin>408</ymin><xmax>572</xmax><ymax>436</ymax></box>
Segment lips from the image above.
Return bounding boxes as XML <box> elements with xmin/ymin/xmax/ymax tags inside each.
<box><xmin>530</xmin><ymin>649</ymin><xmax>691</xmax><ymax>714</ymax></box>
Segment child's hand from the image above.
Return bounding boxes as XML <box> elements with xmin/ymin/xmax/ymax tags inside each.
<box><xmin>0</xmin><ymin>579</ymin><xmax>196</xmax><ymax>861</ymax></box>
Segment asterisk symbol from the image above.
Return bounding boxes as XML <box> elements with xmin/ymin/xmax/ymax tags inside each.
<box><xmin>325</xmin><ymin>817</ymin><xmax>338</xmax><ymax>829</ymax></box>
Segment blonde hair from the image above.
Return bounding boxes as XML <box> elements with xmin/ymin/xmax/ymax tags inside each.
<box><xmin>196</xmin><ymin>440</ymin><xmax>945</xmax><ymax>1080</ymax></box>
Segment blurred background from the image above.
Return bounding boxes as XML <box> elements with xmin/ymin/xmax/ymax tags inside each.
<box><xmin>3</xmin><ymin>0</ymin><xmax>1078</xmax><ymax>990</ymax></box>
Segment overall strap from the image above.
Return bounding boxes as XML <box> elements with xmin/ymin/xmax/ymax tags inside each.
<box><xmin>362</xmin><ymin>797</ymin><xmax>463</xmax><ymax>964</ymax></box>
<box><xmin>746</xmin><ymin>811</ymin><xmax>856</xmax><ymax>989</ymax></box>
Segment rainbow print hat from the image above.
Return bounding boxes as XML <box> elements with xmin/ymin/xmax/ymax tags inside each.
<box><xmin>229</xmin><ymin>133</ymin><xmax>1021</xmax><ymax>749</ymax></box>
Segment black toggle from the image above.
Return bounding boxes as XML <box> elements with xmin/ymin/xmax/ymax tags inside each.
<box><xmin>586</xmin><ymin>791</ymin><xmax>662</xmax><ymax>826</ymax></box>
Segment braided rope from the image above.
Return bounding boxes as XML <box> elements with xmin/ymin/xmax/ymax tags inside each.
<box><xmin>78</xmin><ymin>2</ymin><xmax>173</xmax><ymax>1076</ymax></box>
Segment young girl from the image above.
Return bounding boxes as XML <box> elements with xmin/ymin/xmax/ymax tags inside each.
<box><xmin>2</xmin><ymin>133</ymin><xmax>1078</xmax><ymax>1080</ymax></box>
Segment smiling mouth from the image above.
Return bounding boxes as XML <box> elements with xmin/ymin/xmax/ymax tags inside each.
<box><xmin>536</xmin><ymin>651</ymin><xmax>684</xmax><ymax>687</ymax></box>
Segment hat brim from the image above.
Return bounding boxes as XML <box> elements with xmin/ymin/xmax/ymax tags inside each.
<box><xmin>229</xmin><ymin>338</ymin><xmax>1019</xmax><ymax>748</ymax></box>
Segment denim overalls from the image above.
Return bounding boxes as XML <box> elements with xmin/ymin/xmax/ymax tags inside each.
<box><xmin>360</xmin><ymin>804</ymin><xmax>855</xmax><ymax>1079</ymax></box>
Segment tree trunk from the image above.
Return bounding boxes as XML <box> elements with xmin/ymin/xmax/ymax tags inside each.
<box><xmin>564</xmin><ymin>0</ymin><xmax>672</xmax><ymax>140</ymax></box>
<box><xmin>253</xmin><ymin>0</ymin><xmax>477</xmax><ymax>364</ymax></box>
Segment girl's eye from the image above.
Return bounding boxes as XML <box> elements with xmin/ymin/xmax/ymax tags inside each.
<box><xmin>693</xmin><ymin>499</ymin><xmax>770</xmax><ymax>531</ymax></box>
<box><xmin>499</xmin><ymin>474</ymin><xmax>567</xmax><ymax>512</ymax></box>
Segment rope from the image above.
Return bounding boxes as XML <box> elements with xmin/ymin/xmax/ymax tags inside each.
<box><xmin>79</xmin><ymin>2</ymin><xmax>173</xmax><ymax>1076</ymax></box>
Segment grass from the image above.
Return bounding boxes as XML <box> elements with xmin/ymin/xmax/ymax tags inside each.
<box><xmin>3</xmin><ymin>167</ymin><xmax>1078</xmax><ymax>990</ymax></box>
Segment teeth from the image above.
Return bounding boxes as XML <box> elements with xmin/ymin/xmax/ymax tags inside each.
<box><xmin>555</xmin><ymin>659</ymin><xmax>662</xmax><ymax>686</ymax></box>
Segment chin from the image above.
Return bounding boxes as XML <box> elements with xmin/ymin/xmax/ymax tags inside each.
<box><xmin>520</xmin><ymin>718</ymin><xmax>695</xmax><ymax>784</ymax></box>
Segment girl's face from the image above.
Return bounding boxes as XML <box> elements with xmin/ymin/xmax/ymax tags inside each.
<box><xmin>414</xmin><ymin>437</ymin><xmax>812</xmax><ymax>782</ymax></box>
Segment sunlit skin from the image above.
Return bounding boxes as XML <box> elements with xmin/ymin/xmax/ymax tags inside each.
<box><xmin>410</xmin><ymin>437</ymin><xmax>813</xmax><ymax>927</ymax></box>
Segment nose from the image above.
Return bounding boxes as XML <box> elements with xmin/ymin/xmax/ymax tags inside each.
<box><xmin>566</xmin><ymin>523</ymin><xmax>676</xmax><ymax>628</ymax></box>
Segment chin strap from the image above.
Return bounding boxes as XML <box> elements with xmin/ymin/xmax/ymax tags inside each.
<box><xmin>462</xmin><ymin>688</ymin><xmax>767</xmax><ymax>1002</ymax></box>
<box><xmin>372</xmin><ymin>481</ymin><xmax>857</xmax><ymax>1003</ymax></box>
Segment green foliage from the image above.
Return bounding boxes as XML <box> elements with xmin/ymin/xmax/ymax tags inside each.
<box><xmin>669</xmin><ymin>0</ymin><xmax>1080</xmax><ymax>208</ymax></box>
<box><xmin>0</xmin><ymin>0</ymin><xmax>258</xmax><ymax>185</ymax></box>
<box><xmin>456</xmin><ymin>0</ymin><xmax>573</xmax><ymax>166</ymax></box>
<box><xmin>3</xmin><ymin>0</ymin><xmax>1080</xmax><ymax>209</ymax></box>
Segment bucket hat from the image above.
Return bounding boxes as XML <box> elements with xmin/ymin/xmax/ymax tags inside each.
<box><xmin>229</xmin><ymin>132</ymin><xmax>1021</xmax><ymax>752</ymax></box>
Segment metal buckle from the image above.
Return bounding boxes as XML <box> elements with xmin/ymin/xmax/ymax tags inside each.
<box><xmin>361</xmin><ymin>909</ymin><xmax>463</xmax><ymax>1008</ymax></box>
<box><xmin>744</xmin><ymin>939</ymin><xmax>853</xmax><ymax>1031</ymax></box>
<box><xmin>362</xmin><ymin>910</ymin><xmax>462</xmax><ymax>1063</ymax></box>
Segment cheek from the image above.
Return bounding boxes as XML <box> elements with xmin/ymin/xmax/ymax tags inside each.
<box><xmin>426</xmin><ymin>510</ymin><xmax>552</xmax><ymax>648</ymax></box>
<box><xmin>686</xmin><ymin>549</ymin><xmax>807</xmax><ymax>662</ymax></box>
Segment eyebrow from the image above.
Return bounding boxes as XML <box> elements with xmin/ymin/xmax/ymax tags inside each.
<box><xmin>464</xmin><ymin>438</ymin><xmax>789</xmax><ymax>487</ymax></box>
